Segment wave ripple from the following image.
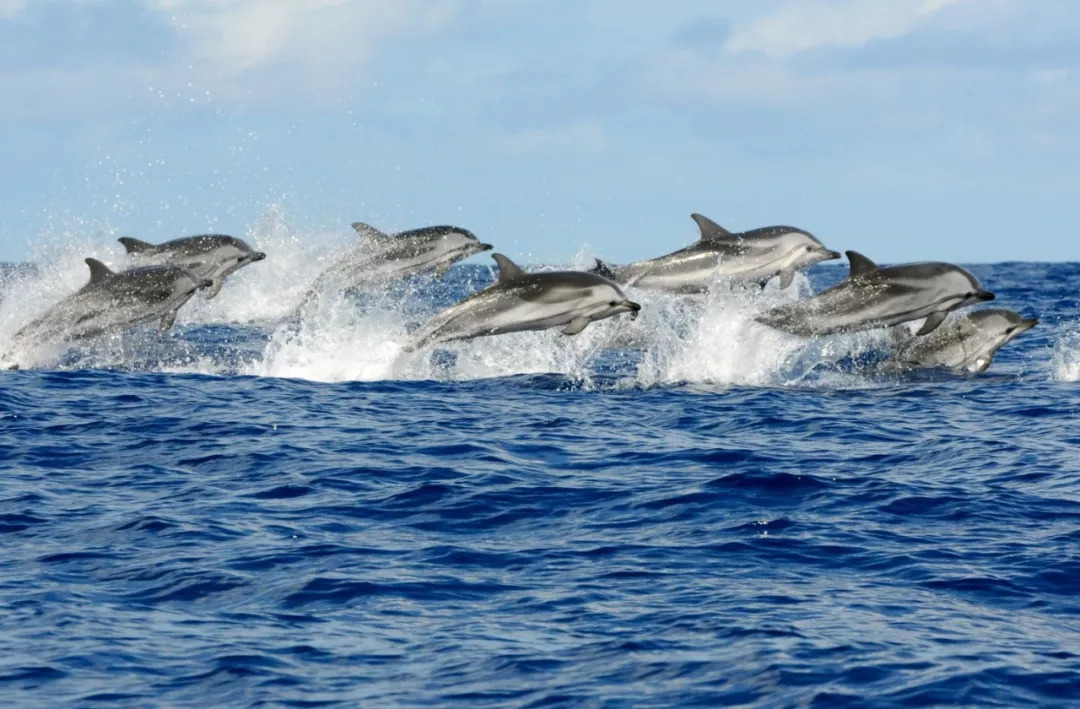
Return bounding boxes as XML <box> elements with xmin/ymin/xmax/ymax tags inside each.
<box><xmin>1</xmin><ymin>260</ymin><xmax>1080</xmax><ymax>705</ymax></box>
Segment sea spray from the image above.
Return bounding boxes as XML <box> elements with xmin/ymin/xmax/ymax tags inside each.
<box><xmin>1051</xmin><ymin>331</ymin><xmax>1080</xmax><ymax>382</ymax></box>
<box><xmin>176</xmin><ymin>206</ymin><xmax>349</xmax><ymax>326</ymax></box>
<box><xmin>0</xmin><ymin>209</ymin><xmax>984</xmax><ymax>388</ymax></box>
<box><xmin>251</xmin><ymin>290</ymin><xmax>412</xmax><ymax>383</ymax></box>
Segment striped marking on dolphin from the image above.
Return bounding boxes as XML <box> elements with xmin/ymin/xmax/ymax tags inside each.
<box><xmin>590</xmin><ymin>213</ymin><xmax>840</xmax><ymax>295</ymax></box>
<box><xmin>311</xmin><ymin>222</ymin><xmax>493</xmax><ymax>293</ymax></box>
<box><xmin>406</xmin><ymin>253</ymin><xmax>641</xmax><ymax>351</ymax></box>
<box><xmin>889</xmin><ymin>308</ymin><xmax>1038</xmax><ymax>373</ymax></box>
<box><xmin>3</xmin><ymin>258</ymin><xmax>211</xmax><ymax>368</ymax></box>
<box><xmin>119</xmin><ymin>234</ymin><xmax>265</xmax><ymax>300</ymax></box>
<box><xmin>755</xmin><ymin>250</ymin><xmax>995</xmax><ymax>337</ymax></box>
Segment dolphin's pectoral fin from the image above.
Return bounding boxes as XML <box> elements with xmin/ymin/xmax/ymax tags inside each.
<box><xmin>159</xmin><ymin>309</ymin><xmax>178</xmax><ymax>332</ymax></box>
<box><xmin>777</xmin><ymin>268</ymin><xmax>795</xmax><ymax>290</ymax></box>
<box><xmin>203</xmin><ymin>279</ymin><xmax>224</xmax><ymax>300</ymax></box>
<box><xmin>916</xmin><ymin>312</ymin><xmax>947</xmax><ymax>336</ymax></box>
<box><xmin>562</xmin><ymin>317</ymin><xmax>590</xmax><ymax>336</ymax></box>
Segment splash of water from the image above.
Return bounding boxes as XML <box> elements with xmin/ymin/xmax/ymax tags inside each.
<box><xmin>0</xmin><ymin>207</ymin><xmax>890</xmax><ymax>387</ymax></box>
<box><xmin>250</xmin><ymin>290</ymin><xmax>410</xmax><ymax>382</ymax></box>
<box><xmin>1050</xmin><ymin>331</ymin><xmax>1080</xmax><ymax>382</ymax></box>
<box><xmin>177</xmin><ymin>205</ymin><xmax>351</xmax><ymax>325</ymax></box>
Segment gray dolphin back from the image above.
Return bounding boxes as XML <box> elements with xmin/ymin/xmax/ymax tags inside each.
<box><xmin>117</xmin><ymin>233</ymin><xmax>264</xmax><ymax>300</ymax></box>
<box><xmin>756</xmin><ymin>250</ymin><xmax>992</xmax><ymax>337</ymax></box>
<box><xmin>406</xmin><ymin>253</ymin><xmax>639</xmax><ymax>352</ymax></box>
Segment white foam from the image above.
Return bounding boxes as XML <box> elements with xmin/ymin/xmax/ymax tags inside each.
<box><xmin>248</xmin><ymin>291</ymin><xmax>410</xmax><ymax>383</ymax></box>
<box><xmin>1051</xmin><ymin>331</ymin><xmax>1080</xmax><ymax>382</ymax></box>
<box><xmin>629</xmin><ymin>271</ymin><xmax>873</xmax><ymax>388</ymax></box>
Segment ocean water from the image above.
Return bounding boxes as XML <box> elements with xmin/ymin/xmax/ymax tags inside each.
<box><xmin>2</xmin><ymin>221</ymin><xmax>1080</xmax><ymax>706</ymax></box>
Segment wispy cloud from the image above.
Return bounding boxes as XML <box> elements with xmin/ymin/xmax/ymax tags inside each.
<box><xmin>723</xmin><ymin>0</ymin><xmax>971</xmax><ymax>58</ymax></box>
<box><xmin>631</xmin><ymin>0</ymin><xmax>1028</xmax><ymax>110</ymax></box>
<box><xmin>0</xmin><ymin>1</ymin><xmax>462</xmax><ymax>120</ymax></box>
<box><xmin>145</xmin><ymin>0</ymin><xmax>457</xmax><ymax>94</ymax></box>
<box><xmin>0</xmin><ymin>0</ymin><xmax>25</xmax><ymax>20</ymax></box>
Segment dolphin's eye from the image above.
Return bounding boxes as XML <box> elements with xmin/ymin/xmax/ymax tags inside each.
<box><xmin>609</xmin><ymin>300</ymin><xmax>618</xmax><ymax>307</ymax></box>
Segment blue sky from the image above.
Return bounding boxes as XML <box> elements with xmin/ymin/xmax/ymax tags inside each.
<box><xmin>0</xmin><ymin>0</ymin><xmax>1077</xmax><ymax>263</ymax></box>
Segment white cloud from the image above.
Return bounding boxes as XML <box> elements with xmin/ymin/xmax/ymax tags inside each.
<box><xmin>724</xmin><ymin>0</ymin><xmax>971</xmax><ymax>58</ymax></box>
<box><xmin>0</xmin><ymin>0</ymin><xmax>25</xmax><ymax>20</ymax></box>
<box><xmin>630</xmin><ymin>0</ymin><xmax>1009</xmax><ymax>109</ymax></box>
<box><xmin>145</xmin><ymin>0</ymin><xmax>456</xmax><ymax>92</ymax></box>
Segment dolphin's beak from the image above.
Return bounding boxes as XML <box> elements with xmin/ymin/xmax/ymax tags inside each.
<box><xmin>624</xmin><ymin>300</ymin><xmax>642</xmax><ymax>321</ymax></box>
<box><xmin>1017</xmin><ymin>317</ymin><xmax>1039</xmax><ymax>333</ymax></box>
<box><xmin>823</xmin><ymin>249</ymin><xmax>842</xmax><ymax>260</ymax></box>
<box><xmin>976</xmin><ymin>290</ymin><xmax>995</xmax><ymax>302</ymax></box>
<box><xmin>478</xmin><ymin>243</ymin><xmax>494</xmax><ymax>252</ymax></box>
<box><xmin>250</xmin><ymin>251</ymin><xmax>267</xmax><ymax>262</ymax></box>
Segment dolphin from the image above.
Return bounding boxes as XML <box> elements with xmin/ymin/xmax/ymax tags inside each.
<box><xmin>311</xmin><ymin>222</ymin><xmax>493</xmax><ymax>294</ymax></box>
<box><xmin>406</xmin><ymin>253</ymin><xmax>641</xmax><ymax>351</ymax></box>
<box><xmin>889</xmin><ymin>308</ymin><xmax>1038</xmax><ymax>373</ymax></box>
<box><xmin>589</xmin><ymin>213</ymin><xmax>840</xmax><ymax>295</ymax></box>
<box><xmin>4</xmin><ymin>258</ymin><xmax>211</xmax><ymax>367</ymax></box>
<box><xmin>119</xmin><ymin>234</ymin><xmax>266</xmax><ymax>300</ymax></box>
<box><xmin>755</xmin><ymin>251</ymin><xmax>995</xmax><ymax>337</ymax></box>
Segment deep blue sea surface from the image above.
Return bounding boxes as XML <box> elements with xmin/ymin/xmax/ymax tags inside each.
<box><xmin>2</xmin><ymin>247</ymin><xmax>1080</xmax><ymax>706</ymax></box>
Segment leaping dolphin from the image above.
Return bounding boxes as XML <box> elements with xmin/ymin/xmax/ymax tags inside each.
<box><xmin>311</xmin><ymin>222</ymin><xmax>493</xmax><ymax>294</ymax></box>
<box><xmin>589</xmin><ymin>213</ymin><xmax>840</xmax><ymax>295</ymax></box>
<box><xmin>119</xmin><ymin>234</ymin><xmax>266</xmax><ymax>300</ymax></box>
<box><xmin>406</xmin><ymin>253</ymin><xmax>641</xmax><ymax>351</ymax></box>
<box><xmin>755</xmin><ymin>251</ymin><xmax>995</xmax><ymax>337</ymax></box>
<box><xmin>889</xmin><ymin>308</ymin><xmax>1038</xmax><ymax>373</ymax></box>
<box><xmin>4</xmin><ymin>258</ymin><xmax>211</xmax><ymax>367</ymax></box>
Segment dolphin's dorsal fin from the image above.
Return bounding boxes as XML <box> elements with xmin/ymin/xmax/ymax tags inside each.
<box><xmin>591</xmin><ymin>258</ymin><xmax>617</xmax><ymax>280</ymax></box>
<box><xmin>846</xmin><ymin>251</ymin><xmax>879</xmax><ymax>278</ymax></box>
<box><xmin>85</xmin><ymin>258</ymin><xmax>115</xmax><ymax>283</ymax></box>
<box><xmin>492</xmin><ymin>253</ymin><xmax>525</xmax><ymax>283</ymax></box>
<box><xmin>691</xmin><ymin>213</ymin><xmax>733</xmax><ymax>241</ymax></box>
<box><xmin>351</xmin><ymin>222</ymin><xmax>389</xmax><ymax>240</ymax></box>
<box><xmin>118</xmin><ymin>237</ymin><xmax>155</xmax><ymax>254</ymax></box>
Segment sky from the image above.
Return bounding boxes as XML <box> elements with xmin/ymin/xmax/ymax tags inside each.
<box><xmin>0</xmin><ymin>0</ymin><xmax>1077</xmax><ymax>263</ymax></box>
